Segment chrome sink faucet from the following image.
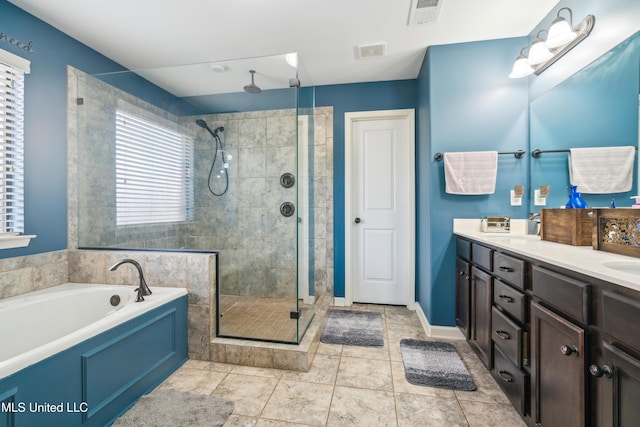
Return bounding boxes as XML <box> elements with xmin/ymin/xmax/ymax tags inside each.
<box><xmin>109</xmin><ymin>259</ymin><xmax>152</xmax><ymax>302</ymax></box>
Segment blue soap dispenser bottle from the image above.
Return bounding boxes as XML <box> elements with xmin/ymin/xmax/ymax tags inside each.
<box><xmin>566</xmin><ymin>185</ymin><xmax>588</xmax><ymax>208</ymax></box>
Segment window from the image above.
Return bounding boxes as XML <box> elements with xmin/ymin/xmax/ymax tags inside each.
<box><xmin>0</xmin><ymin>49</ymin><xmax>29</xmax><ymax>234</ymax></box>
<box><xmin>115</xmin><ymin>110</ymin><xmax>194</xmax><ymax>226</ymax></box>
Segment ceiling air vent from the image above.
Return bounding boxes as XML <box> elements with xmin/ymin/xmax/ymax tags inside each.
<box><xmin>355</xmin><ymin>43</ymin><xmax>387</xmax><ymax>60</ymax></box>
<box><xmin>408</xmin><ymin>0</ymin><xmax>443</xmax><ymax>25</ymax></box>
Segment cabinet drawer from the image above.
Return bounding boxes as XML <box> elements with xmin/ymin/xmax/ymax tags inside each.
<box><xmin>493</xmin><ymin>344</ymin><xmax>528</xmax><ymax>417</ymax></box>
<box><xmin>492</xmin><ymin>307</ymin><xmax>522</xmax><ymax>368</ymax></box>
<box><xmin>602</xmin><ymin>290</ymin><xmax>640</xmax><ymax>355</ymax></box>
<box><xmin>493</xmin><ymin>252</ymin><xmax>526</xmax><ymax>289</ymax></box>
<box><xmin>532</xmin><ymin>266</ymin><xmax>591</xmax><ymax>324</ymax></box>
<box><xmin>472</xmin><ymin>243</ymin><xmax>493</xmax><ymax>271</ymax></box>
<box><xmin>494</xmin><ymin>279</ymin><xmax>526</xmax><ymax>324</ymax></box>
<box><xmin>456</xmin><ymin>238</ymin><xmax>471</xmax><ymax>261</ymax></box>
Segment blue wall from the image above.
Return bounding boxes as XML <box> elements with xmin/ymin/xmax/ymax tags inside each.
<box><xmin>419</xmin><ymin>38</ymin><xmax>530</xmax><ymax>325</ymax></box>
<box><xmin>314</xmin><ymin>81</ymin><xmax>418</xmax><ymax>298</ymax></box>
<box><xmin>0</xmin><ymin>0</ymin><xmax>194</xmax><ymax>258</ymax></box>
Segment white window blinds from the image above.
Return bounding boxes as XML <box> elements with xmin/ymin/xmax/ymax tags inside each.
<box><xmin>115</xmin><ymin>110</ymin><xmax>194</xmax><ymax>226</ymax></box>
<box><xmin>0</xmin><ymin>51</ymin><xmax>28</xmax><ymax>234</ymax></box>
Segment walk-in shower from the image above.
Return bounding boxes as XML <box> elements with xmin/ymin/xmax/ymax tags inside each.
<box><xmin>72</xmin><ymin>53</ymin><xmax>323</xmax><ymax>345</ymax></box>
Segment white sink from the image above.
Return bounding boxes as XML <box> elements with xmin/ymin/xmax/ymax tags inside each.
<box><xmin>602</xmin><ymin>261</ymin><xmax>640</xmax><ymax>275</ymax></box>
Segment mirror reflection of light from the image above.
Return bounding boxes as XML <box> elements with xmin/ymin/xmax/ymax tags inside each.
<box><xmin>286</xmin><ymin>52</ymin><xmax>298</xmax><ymax>68</ymax></box>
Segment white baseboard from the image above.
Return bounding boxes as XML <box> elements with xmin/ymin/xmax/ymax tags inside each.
<box><xmin>414</xmin><ymin>303</ymin><xmax>465</xmax><ymax>340</ymax></box>
<box><xmin>333</xmin><ymin>297</ymin><xmax>348</xmax><ymax>307</ymax></box>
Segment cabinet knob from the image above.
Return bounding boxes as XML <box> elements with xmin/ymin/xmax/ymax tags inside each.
<box><xmin>589</xmin><ymin>364</ymin><xmax>613</xmax><ymax>378</ymax></box>
<box><xmin>560</xmin><ymin>344</ymin><xmax>579</xmax><ymax>356</ymax></box>
<box><xmin>354</xmin><ymin>217</ymin><xmax>361</xmax><ymax>224</ymax></box>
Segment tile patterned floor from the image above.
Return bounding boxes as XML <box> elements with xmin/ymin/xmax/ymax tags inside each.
<box><xmin>158</xmin><ymin>304</ymin><xmax>526</xmax><ymax>426</ymax></box>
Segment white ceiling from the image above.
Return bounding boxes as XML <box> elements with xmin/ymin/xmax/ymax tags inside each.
<box><xmin>10</xmin><ymin>0</ymin><xmax>559</xmax><ymax>97</ymax></box>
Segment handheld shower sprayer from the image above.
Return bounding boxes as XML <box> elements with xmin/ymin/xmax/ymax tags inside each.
<box><xmin>196</xmin><ymin>119</ymin><xmax>229</xmax><ymax>196</ymax></box>
<box><xmin>196</xmin><ymin>119</ymin><xmax>224</xmax><ymax>137</ymax></box>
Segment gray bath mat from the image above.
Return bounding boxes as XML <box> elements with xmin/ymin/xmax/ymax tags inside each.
<box><xmin>400</xmin><ymin>339</ymin><xmax>476</xmax><ymax>391</ymax></box>
<box><xmin>112</xmin><ymin>388</ymin><xmax>234</xmax><ymax>427</ymax></box>
<box><xmin>320</xmin><ymin>310</ymin><xmax>384</xmax><ymax>347</ymax></box>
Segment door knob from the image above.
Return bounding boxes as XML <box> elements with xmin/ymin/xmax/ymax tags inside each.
<box><xmin>354</xmin><ymin>217</ymin><xmax>361</xmax><ymax>224</ymax></box>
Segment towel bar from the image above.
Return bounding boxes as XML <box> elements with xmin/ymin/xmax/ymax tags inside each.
<box><xmin>532</xmin><ymin>146</ymin><xmax>638</xmax><ymax>158</ymax></box>
<box><xmin>434</xmin><ymin>150</ymin><xmax>526</xmax><ymax>161</ymax></box>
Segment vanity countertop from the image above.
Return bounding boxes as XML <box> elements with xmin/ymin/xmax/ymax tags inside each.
<box><xmin>454</xmin><ymin>219</ymin><xmax>640</xmax><ymax>293</ymax></box>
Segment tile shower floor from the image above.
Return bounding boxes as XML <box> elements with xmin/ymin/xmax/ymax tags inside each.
<box><xmin>158</xmin><ymin>305</ymin><xmax>526</xmax><ymax>426</ymax></box>
<box><xmin>218</xmin><ymin>296</ymin><xmax>314</xmax><ymax>342</ymax></box>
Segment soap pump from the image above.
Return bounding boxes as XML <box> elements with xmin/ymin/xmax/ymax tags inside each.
<box><xmin>631</xmin><ymin>196</ymin><xmax>640</xmax><ymax>208</ymax></box>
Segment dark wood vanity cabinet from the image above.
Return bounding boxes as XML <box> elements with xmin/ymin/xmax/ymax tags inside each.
<box><xmin>531</xmin><ymin>301</ymin><xmax>586</xmax><ymax>427</ymax></box>
<box><xmin>455</xmin><ymin>236</ymin><xmax>640</xmax><ymax>427</ymax></box>
<box><xmin>455</xmin><ymin>258</ymin><xmax>471</xmax><ymax>339</ymax></box>
<box><xmin>470</xmin><ymin>266</ymin><xmax>493</xmax><ymax>369</ymax></box>
<box><xmin>592</xmin><ymin>290</ymin><xmax>640</xmax><ymax>425</ymax></box>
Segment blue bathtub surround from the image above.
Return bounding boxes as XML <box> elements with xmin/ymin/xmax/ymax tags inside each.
<box><xmin>0</xmin><ymin>294</ymin><xmax>188</xmax><ymax>427</ymax></box>
<box><xmin>0</xmin><ymin>249</ymin><xmax>217</xmax><ymax>361</ymax></box>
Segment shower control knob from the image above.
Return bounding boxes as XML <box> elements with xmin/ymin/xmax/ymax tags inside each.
<box><xmin>354</xmin><ymin>217</ymin><xmax>361</xmax><ymax>224</ymax></box>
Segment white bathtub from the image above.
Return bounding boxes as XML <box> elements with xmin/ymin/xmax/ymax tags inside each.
<box><xmin>0</xmin><ymin>283</ymin><xmax>187</xmax><ymax>379</ymax></box>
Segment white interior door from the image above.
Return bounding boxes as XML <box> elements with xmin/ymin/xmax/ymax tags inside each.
<box><xmin>345</xmin><ymin>110</ymin><xmax>415</xmax><ymax>306</ymax></box>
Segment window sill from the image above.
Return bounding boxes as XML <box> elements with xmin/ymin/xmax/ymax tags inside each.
<box><xmin>0</xmin><ymin>233</ymin><xmax>36</xmax><ymax>250</ymax></box>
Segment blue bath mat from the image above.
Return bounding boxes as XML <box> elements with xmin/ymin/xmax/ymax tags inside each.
<box><xmin>400</xmin><ymin>339</ymin><xmax>476</xmax><ymax>391</ymax></box>
<box><xmin>320</xmin><ymin>310</ymin><xmax>384</xmax><ymax>347</ymax></box>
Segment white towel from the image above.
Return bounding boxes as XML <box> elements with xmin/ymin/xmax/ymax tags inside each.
<box><xmin>444</xmin><ymin>151</ymin><xmax>498</xmax><ymax>195</ymax></box>
<box><xmin>569</xmin><ymin>146</ymin><xmax>635</xmax><ymax>193</ymax></box>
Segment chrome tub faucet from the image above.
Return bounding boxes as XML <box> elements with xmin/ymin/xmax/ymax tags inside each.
<box><xmin>109</xmin><ymin>259</ymin><xmax>152</xmax><ymax>302</ymax></box>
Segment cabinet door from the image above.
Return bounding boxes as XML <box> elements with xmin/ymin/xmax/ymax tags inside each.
<box><xmin>531</xmin><ymin>302</ymin><xmax>586</xmax><ymax>427</ymax></box>
<box><xmin>593</xmin><ymin>342</ymin><xmax>640</xmax><ymax>426</ymax></box>
<box><xmin>471</xmin><ymin>266</ymin><xmax>493</xmax><ymax>369</ymax></box>
<box><xmin>456</xmin><ymin>258</ymin><xmax>470</xmax><ymax>339</ymax></box>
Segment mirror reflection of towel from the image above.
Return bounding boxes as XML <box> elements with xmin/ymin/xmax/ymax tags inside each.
<box><xmin>569</xmin><ymin>146</ymin><xmax>635</xmax><ymax>193</ymax></box>
<box><xmin>444</xmin><ymin>151</ymin><xmax>498</xmax><ymax>195</ymax></box>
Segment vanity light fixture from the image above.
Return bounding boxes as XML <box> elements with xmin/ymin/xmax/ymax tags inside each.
<box><xmin>508</xmin><ymin>7</ymin><xmax>595</xmax><ymax>78</ymax></box>
<box><xmin>508</xmin><ymin>48</ymin><xmax>534</xmax><ymax>79</ymax></box>
<box><xmin>546</xmin><ymin>8</ymin><xmax>579</xmax><ymax>48</ymax></box>
<box><xmin>527</xmin><ymin>30</ymin><xmax>554</xmax><ymax>65</ymax></box>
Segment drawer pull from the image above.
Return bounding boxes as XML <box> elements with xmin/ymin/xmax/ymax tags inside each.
<box><xmin>560</xmin><ymin>344</ymin><xmax>579</xmax><ymax>356</ymax></box>
<box><xmin>495</xmin><ymin>330</ymin><xmax>511</xmax><ymax>340</ymax></box>
<box><xmin>499</xmin><ymin>266</ymin><xmax>514</xmax><ymax>272</ymax></box>
<box><xmin>498</xmin><ymin>294</ymin><xmax>514</xmax><ymax>303</ymax></box>
<box><xmin>458</xmin><ymin>270</ymin><xmax>465</xmax><ymax>276</ymax></box>
<box><xmin>498</xmin><ymin>370</ymin><xmax>514</xmax><ymax>383</ymax></box>
<box><xmin>589</xmin><ymin>364</ymin><xmax>613</xmax><ymax>378</ymax></box>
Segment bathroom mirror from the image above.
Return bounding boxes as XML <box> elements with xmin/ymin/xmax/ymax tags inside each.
<box><xmin>529</xmin><ymin>30</ymin><xmax>640</xmax><ymax>211</ymax></box>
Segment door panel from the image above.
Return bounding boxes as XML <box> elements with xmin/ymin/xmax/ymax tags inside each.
<box><xmin>531</xmin><ymin>302</ymin><xmax>586</xmax><ymax>427</ymax></box>
<box><xmin>349</xmin><ymin>112</ymin><xmax>413</xmax><ymax>305</ymax></box>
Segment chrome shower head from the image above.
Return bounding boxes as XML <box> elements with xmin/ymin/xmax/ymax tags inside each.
<box><xmin>243</xmin><ymin>70</ymin><xmax>262</xmax><ymax>94</ymax></box>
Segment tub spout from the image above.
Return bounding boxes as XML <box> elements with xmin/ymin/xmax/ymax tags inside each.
<box><xmin>109</xmin><ymin>259</ymin><xmax>152</xmax><ymax>302</ymax></box>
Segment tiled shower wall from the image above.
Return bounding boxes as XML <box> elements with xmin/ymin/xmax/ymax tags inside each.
<box><xmin>184</xmin><ymin>107</ymin><xmax>334</xmax><ymax>299</ymax></box>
